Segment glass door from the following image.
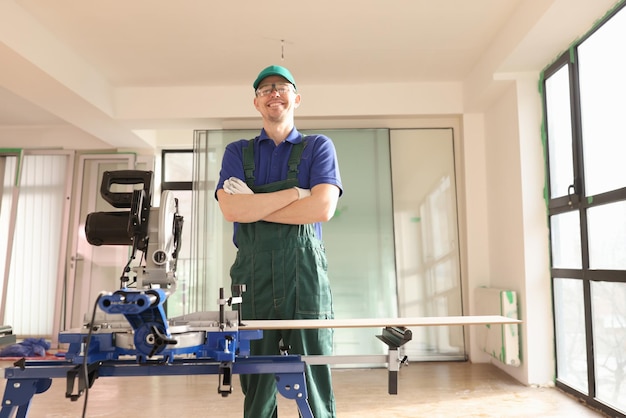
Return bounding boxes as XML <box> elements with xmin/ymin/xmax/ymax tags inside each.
<box><xmin>62</xmin><ymin>154</ymin><xmax>136</xmax><ymax>336</ymax></box>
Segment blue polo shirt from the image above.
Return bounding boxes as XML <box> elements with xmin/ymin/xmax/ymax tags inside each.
<box><xmin>216</xmin><ymin>127</ymin><xmax>343</xmax><ymax>246</ymax></box>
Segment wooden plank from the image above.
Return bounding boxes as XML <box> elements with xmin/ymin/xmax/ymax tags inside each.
<box><xmin>240</xmin><ymin>315</ymin><xmax>521</xmax><ymax>330</ymax></box>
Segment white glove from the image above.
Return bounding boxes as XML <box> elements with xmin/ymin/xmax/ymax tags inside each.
<box><xmin>294</xmin><ymin>187</ymin><xmax>311</xmax><ymax>200</ymax></box>
<box><xmin>224</xmin><ymin>177</ymin><xmax>254</xmax><ymax>195</ymax></box>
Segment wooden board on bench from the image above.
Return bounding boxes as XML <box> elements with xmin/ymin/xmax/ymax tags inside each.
<box><xmin>240</xmin><ymin>315</ymin><xmax>521</xmax><ymax>330</ymax></box>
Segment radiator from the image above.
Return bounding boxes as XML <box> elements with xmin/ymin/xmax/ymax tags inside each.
<box><xmin>475</xmin><ymin>287</ymin><xmax>520</xmax><ymax>366</ymax></box>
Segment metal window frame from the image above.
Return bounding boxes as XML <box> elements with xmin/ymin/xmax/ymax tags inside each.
<box><xmin>541</xmin><ymin>2</ymin><xmax>626</xmax><ymax>416</ymax></box>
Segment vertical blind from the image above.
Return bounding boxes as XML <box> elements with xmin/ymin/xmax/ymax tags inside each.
<box><xmin>1</xmin><ymin>152</ymin><xmax>71</xmax><ymax>336</ymax></box>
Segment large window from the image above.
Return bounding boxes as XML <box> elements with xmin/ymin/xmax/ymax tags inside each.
<box><xmin>542</xmin><ymin>3</ymin><xmax>626</xmax><ymax>416</ymax></box>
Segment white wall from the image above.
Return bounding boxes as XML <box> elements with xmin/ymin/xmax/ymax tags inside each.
<box><xmin>516</xmin><ymin>74</ymin><xmax>553</xmax><ymax>386</ymax></box>
<box><xmin>479</xmin><ymin>76</ymin><xmax>553</xmax><ymax>386</ymax></box>
<box><xmin>485</xmin><ymin>84</ymin><xmax>530</xmax><ymax>383</ymax></box>
<box><xmin>461</xmin><ymin>113</ymin><xmax>492</xmax><ymax>359</ymax></box>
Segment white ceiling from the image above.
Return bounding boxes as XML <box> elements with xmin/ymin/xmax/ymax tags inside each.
<box><xmin>0</xmin><ymin>0</ymin><xmax>618</xmax><ymax>148</ymax></box>
<box><xmin>16</xmin><ymin>0</ymin><xmax>523</xmax><ymax>86</ymax></box>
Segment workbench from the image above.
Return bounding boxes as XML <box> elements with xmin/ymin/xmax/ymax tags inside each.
<box><xmin>1</xmin><ymin>315</ymin><xmax>521</xmax><ymax>418</ymax></box>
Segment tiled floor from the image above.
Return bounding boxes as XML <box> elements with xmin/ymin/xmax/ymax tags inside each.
<box><xmin>0</xmin><ymin>360</ymin><xmax>606</xmax><ymax>417</ymax></box>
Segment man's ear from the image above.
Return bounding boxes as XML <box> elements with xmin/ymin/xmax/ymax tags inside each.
<box><xmin>294</xmin><ymin>93</ymin><xmax>302</xmax><ymax>108</ymax></box>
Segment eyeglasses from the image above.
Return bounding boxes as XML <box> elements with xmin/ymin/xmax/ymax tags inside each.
<box><xmin>255</xmin><ymin>83</ymin><xmax>294</xmax><ymax>97</ymax></box>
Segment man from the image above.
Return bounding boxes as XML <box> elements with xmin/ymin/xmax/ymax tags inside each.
<box><xmin>215</xmin><ymin>65</ymin><xmax>342</xmax><ymax>417</ymax></box>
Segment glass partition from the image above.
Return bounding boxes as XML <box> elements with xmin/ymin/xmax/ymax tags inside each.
<box><xmin>193</xmin><ymin>128</ymin><xmax>463</xmax><ymax>359</ymax></box>
<box><xmin>304</xmin><ymin>129</ymin><xmax>397</xmax><ymax>356</ymax></box>
<box><xmin>391</xmin><ymin>128</ymin><xmax>463</xmax><ymax>358</ymax></box>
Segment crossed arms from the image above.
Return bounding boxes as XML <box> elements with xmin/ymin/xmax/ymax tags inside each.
<box><xmin>216</xmin><ymin>183</ymin><xmax>340</xmax><ymax>225</ymax></box>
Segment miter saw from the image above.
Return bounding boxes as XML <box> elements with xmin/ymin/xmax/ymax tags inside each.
<box><xmin>0</xmin><ymin>170</ymin><xmax>313</xmax><ymax>418</ymax></box>
<box><xmin>69</xmin><ymin>169</ymin><xmax>195</xmax><ymax>362</ymax></box>
<box><xmin>83</xmin><ymin>169</ymin><xmax>180</xmax><ymax>291</ymax></box>
<box><xmin>62</xmin><ymin>169</ymin><xmax>256</xmax><ymax>370</ymax></box>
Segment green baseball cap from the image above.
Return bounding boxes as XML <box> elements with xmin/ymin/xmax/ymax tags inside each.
<box><xmin>253</xmin><ymin>65</ymin><xmax>297</xmax><ymax>90</ymax></box>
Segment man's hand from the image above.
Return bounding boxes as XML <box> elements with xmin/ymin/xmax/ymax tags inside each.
<box><xmin>224</xmin><ymin>177</ymin><xmax>254</xmax><ymax>195</ymax></box>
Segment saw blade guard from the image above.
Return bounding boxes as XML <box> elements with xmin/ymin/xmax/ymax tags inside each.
<box><xmin>139</xmin><ymin>189</ymin><xmax>183</xmax><ymax>290</ymax></box>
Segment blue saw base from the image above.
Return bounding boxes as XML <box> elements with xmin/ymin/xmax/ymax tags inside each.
<box><xmin>1</xmin><ymin>355</ymin><xmax>313</xmax><ymax>418</ymax></box>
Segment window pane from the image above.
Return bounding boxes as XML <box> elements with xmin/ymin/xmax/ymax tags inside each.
<box><xmin>554</xmin><ymin>278</ymin><xmax>588</xmax><ymax>394</ymax></box>
<box><xmin>163</xmin><ymin>151</ymin><xmax>193</xmax><ymax>182</ymax></box>
<box><xmin>545</xmin><ymin>65</ymin><xmax>574</xmax><ymax>199</ymax></box>
<box><xmin>315</xmin><ymin>128</ymin><xmax>398</xmax><ymax>357</ymax></box>
<box><xmin>550</xmin><ymin>211</ymin><xmax>581</xmax><ymax>269</ymax></box>
<box><xmin>591</xmin><ymin>281</ymin><xmax>626</xmax><ymax>413</ymax></box>
<box><xmin>578</xmin><ymin>7</ymin><xmax>626</xmax><ymax>196</ymax></box>
<box><xmin>588</xmin><ymin>201</ymin><xmax>626</xmax><ymax>269</ymax></box>
<box><xmin>163</xmin><ymin>190</ymin><xmax>192</xmax><ymax>318</ymax></box>
<box><xmin>391</xmin><ymin>128</ymin><xmax>463</xmax><ymax>359</ymax></box>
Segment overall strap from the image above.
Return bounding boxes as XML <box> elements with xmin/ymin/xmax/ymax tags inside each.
<box><xmin>243</xmin><ymin>139</ymin><xmax>256</xmax><ymax>187</ymax></box>
<box><xmin>286</xmin><ymin>139</ymin><xmax>306</xmax><ymax>180</ymax></box>
<box><xmin>242</xmin><ymin>137</ymin><xmax>308</xmax><ymax>186</ymax></box>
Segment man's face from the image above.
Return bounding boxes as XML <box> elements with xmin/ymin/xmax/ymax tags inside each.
<box><xmin>253</xmin><ymin>75</ymin><xmax>301</xmax><ymax>123</ymax></box>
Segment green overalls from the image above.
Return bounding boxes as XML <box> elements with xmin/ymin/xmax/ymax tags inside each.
<box><xmin>230</xmin><ymin>139</ymin><xmax>336</xmax><ymax>418</ymax></box>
